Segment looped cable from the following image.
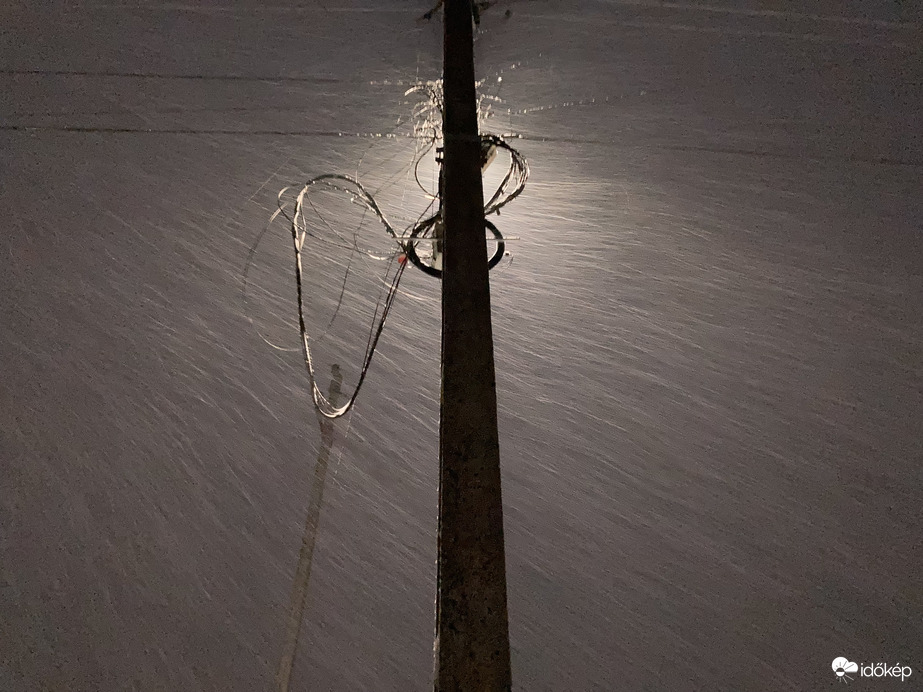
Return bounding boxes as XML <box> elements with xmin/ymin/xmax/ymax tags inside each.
<box><xmin>256</xmin><ymin>82</ymin><xmax>529</xmax><ymax>418</ymax></box>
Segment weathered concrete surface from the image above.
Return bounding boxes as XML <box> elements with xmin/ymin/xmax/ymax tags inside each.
<box><xmin>435</xmin><ymin>1</ymin><xmax>512</xmax><ymax>690</ymax></box>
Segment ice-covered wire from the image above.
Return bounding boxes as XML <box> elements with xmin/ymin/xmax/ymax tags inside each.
<box><xmin>267</xmin><ymin>82</ymin><xmax>528</xmax><ymax>418</ymax></box>
<box><xmin>274</xmin><ymin>175</ymin><xmax>415</xmax><ymax>418</ymax></box>
<box><xmin>483</xmin><ymin>135</ymin><xmax>529</xmax><ymax>215</ymax></box>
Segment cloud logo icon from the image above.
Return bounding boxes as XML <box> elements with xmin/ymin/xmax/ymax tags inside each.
<box><xmin>833</xmin><ymin>658</ymin><xmax>859</xmax><ymax>682</ymax></box>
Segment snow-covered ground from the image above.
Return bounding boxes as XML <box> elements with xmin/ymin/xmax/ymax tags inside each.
<box><xmin>2</xmin><ymin>2</ymin><xmax>921</xmax><ymax>689</ymax></box>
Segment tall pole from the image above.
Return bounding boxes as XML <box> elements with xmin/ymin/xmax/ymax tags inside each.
<box><xmin>436</xmin><ymin>1</ymin><xmax>512</xmax><ymax>690</ymax></box>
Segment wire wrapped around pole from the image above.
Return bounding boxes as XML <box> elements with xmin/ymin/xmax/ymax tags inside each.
<box><xmin>256</xmin><ymin>84</ymin><xmax>529</xmax><ymax>418</ymax></box>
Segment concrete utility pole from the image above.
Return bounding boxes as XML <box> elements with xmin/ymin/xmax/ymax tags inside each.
<box><xmin>435</xmin><ymin>1</ymin><xmax>512</xmax><ymax>690</ymax></box>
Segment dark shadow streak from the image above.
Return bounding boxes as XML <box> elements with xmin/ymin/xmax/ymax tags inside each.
<box><xmin>276</xmin><ymin>364</ymin><xmax>342</xmax><ymax>692</ymax></box>
<box><xmin>3</xmin><ymin>124</ymin><xmax>919</xmax><ymax>168</ymax></box>
<box><xmin>0</xmin><ymin>69</ymin><xmax>345</xmax><ymax>83</ymax></box>
<box><xmin>0</xmin><ymin>124</ymin><xmax>411</xmax><ymax>139</ymax></box>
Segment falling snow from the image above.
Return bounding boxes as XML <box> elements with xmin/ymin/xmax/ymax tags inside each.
<box><xmin>2</xmin><ymin>2</ymin><xmax>922</xmax><ymax>691</ymax></box>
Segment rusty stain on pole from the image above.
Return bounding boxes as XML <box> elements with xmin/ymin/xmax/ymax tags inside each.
<box><xmin>435</xmin><ymin>1</ymin><xmax>512</xmax><ymax>690</ymax></box>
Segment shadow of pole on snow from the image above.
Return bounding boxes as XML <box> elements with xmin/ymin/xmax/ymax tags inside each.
<box><xmin>276</xmin><ymin>364</ymin><xmax>343</xmax><ymax>692</ymax></box>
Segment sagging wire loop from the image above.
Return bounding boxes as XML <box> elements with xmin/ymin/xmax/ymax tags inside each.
<box><xmin>261</xmin><ymin>82</ymin><xmax>529</xmax><ymax>417</ymax></box>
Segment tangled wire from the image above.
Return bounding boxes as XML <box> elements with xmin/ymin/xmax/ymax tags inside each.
<box><xmin>260</xmin><ymin>81</ymin><xmax>529</xmax><ymax>418</ymax></box>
